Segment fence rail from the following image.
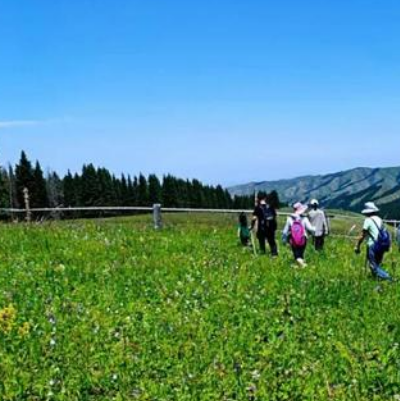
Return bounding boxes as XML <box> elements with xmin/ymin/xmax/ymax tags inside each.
<box><xmin>1</xmin><ymin>205</ymin><xmax>399</xmax><ymax>226</ymax></box>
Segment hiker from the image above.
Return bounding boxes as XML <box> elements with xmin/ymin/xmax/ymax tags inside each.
<box><xmin>251</xmin><ymin>194</ymin><xmax>278</xmax><ymax>256</ymax></box>
<box><xmin>354</xmin><ymin>202</ymin><xmax>392</xmax><ymax>281</ymax></box>
<box><xmin>308</xmin><ymin>199</ymin><xmax>329</xmax><ymax>251</ymax></box>
<box><xmin>282</xmin><ymin>202</ymin><xmax>315</xmax><ymax>267</ymax></box>
<box><xmin>237</xmin><ymin>212</ymin><xmax>251</xmax><ymax>247</ymax></box>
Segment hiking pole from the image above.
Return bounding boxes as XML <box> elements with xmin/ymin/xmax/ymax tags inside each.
<box><xmin>250</xmin><ymin>228</ymin><xmax>257</xmax><ymax>256</ymax></box>
<box><xmin>348</xmin><ymin>224</ymin><xmax>357</xmax><ymax>237</ymax></box>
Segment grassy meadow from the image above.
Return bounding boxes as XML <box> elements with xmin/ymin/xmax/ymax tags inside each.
<box><xmin>0</xmin><ymin>213</ymin><xmax>399</xmax><ymax>400</ymax></box>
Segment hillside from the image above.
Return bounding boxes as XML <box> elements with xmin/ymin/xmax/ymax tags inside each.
<box><xmin>229</xmin><ymin>167</ymin><xmax>400</xmax><ymax>218</ymax></box>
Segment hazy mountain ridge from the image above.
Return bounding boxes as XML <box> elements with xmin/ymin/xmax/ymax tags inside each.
<box><xmin>228</xmin><ymin>167</ymin><xmax>400</xmax><ymax>217</ymax></box>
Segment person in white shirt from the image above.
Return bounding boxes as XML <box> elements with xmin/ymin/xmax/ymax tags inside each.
<box><xmin>308</xmin><ymin>199</ymin><xmax>329</xmax><ymax>251</ymax></box>
<box><xmin>355</xmin><ymin>202</ymin><xmax>392</xmax><ymax>281</ymax></box>
<box><xmin>282</xmin><ymin>202</ymin><xmax>315</xmax><ymax>267</ymax></box>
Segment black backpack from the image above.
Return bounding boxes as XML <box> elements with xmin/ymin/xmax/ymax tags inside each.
<box><xmin>260</xmin><ymin>204</ymin><xmax>276</xmax><ymax>232</ymax></box>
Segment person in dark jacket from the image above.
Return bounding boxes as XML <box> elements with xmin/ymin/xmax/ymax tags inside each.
<box><xmin>251</xmin><ymin>193</ymin><xmax>278</xmax><ymax>256</ymax></box>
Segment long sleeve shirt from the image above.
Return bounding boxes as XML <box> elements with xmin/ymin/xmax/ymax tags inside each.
<box><xmin>282</xmin><ymin>214</ymin><xmax>315</xmax><ymax>242</ymax></box>
<box><xmin>308</xmin><ymin>209</ymin><xmax>329</xmax><ymax>237</ymax></box>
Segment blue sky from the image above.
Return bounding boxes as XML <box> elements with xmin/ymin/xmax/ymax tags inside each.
<box><xmin>0</xmin><ymin>0</ymin><xmax>399</xmax><ymax>186</ymax></box>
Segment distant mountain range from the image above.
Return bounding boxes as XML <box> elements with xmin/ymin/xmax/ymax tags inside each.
<box><xmin>228</xmin><ymin>167</ymin><xmax>400</xmax><ymax>218</ymax></box>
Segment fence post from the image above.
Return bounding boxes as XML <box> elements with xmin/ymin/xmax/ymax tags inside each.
<box><xmin>23</xmin><ymin>187</ymin><xmax>31</xmax><ymax>223</ymax></box>
<box><xmin>153</xmin><ymin>204</ymin><xmax>162</xmax><ymax>230</ymax></box>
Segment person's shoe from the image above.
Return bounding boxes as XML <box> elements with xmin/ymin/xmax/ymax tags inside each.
<box><xmin>296</xmin><ymin>258</ymin><xmax>307</xmax><ymax>268</ymax></box>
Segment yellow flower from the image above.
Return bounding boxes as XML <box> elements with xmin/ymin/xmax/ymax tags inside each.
<box><xmin>0</xmin><ymin>304</ymin><xmax>17</xmax><ymax>334</ymax></box>
<box><xmin>18</xmin><ymin>322</ymin><xmax>31</xmax><ymax>337</ymax></box>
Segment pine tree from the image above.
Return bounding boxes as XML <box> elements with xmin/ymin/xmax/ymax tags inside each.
<box><xmin>267</xmin><ymin>190</ymin><xmax>280</xmax><ymax>209</ymax></box>
<box><xmin>46</xmin><ymin>171</ymin><xmax>64</xmax><ymax>208</ymax></box>
<box><xmin>7</xmin><ymin>164</ymin><xmax>18</xmax><ymax>209</ymax></box>
<box><xmin>0</xmin><ymin>167</ymin><xmax>10</xmax><ymax>209</ymax></box>
<box><xmin>126</xmin><ymin>176</ymin><xmax>136</xmax><ymax>206</ymax></box>
<box><xmin>63</xmin><ymin>171</ymin><xmax>76</xmax><ymax>207</ymax></box>
<box><xmin>120</xmin><ymin>174</ymin><xmax>129</xmax><ymax>206</ymax></box>
<box><xmin>148</xmin><ymin>174</ymin><xmax>162</xmax><ymax>205</ymax></box>
<box><xmin>137</xmin><ymin>174</ymin><xmax>149</xmax><ymax>206</ymax></box>
<box><xmin>162</xmin><ymin>175</ymin><xmax>178</xmax><ymax>207</ymax></box>
<box><xmin>15</xmin><ymin>151</ymin><xmax>35</xmax><ymax>208</ymax></box>
<box><xmin>80</xmin><ymin>164</ymin><xmax>101</xmax><ymax>206</ymax></box>
<box><xmin>97</xmin><ymin>168</ymin><xmax>114</xmax><ymax>206</ymax></box>
<box><xmin>31</xmin><ymin>161</ymin><xmax>48</xmax><ymax>208</ymax></box>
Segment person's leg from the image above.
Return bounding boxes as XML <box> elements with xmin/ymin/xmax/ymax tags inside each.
<box><xmin>257</xmin><ymin>232</ymin><xmax>266</xmax><ymax>254</ymax></box>
<box><xmin>266</xmin><ymin>230</ymin><xmax>278</xmax><ymax>256</ymax></box>
<box><xmin>293</xmin><ymin>245</ymin><xmax>306</xmax><ymax>267</ymax></box>
<box><xmin>368</xmin><ymin>247</ymin><xmax>391</xmax><ymax>280</ymax></box>
<box><xmin>315</xmin><ymin>236</ymin><xmax>324</xmax><ymax>251</ymax></box>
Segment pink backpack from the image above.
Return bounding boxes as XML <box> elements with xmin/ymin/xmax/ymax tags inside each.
<box><xmin>290</xmin><ymin>219</ymin><xmax>306</xmax><ymax>247</ymax></box>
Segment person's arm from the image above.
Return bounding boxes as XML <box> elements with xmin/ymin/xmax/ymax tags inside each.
<box><xmin>304</xmin><ymin>217</ymin><xmax>316</xmax><ymax>235</ymax></box>
<box><xmin>321</xmin><ymin>212</ymin><xmax>328</xmax><ymax>235</ymax></box>
<box><xmin>355</xmin><ymin>230</ymin><xmax>368</xmax><ymax>254</ymax></box>
<box><xmin>250</xmin><ymin>208</ymin><xmax>258</xmax><ymax>230</ymax></box>
<box><xmin>282</xmin><ymin>218</ymin><xmax>291</xmax><ymax>243</ymax></box>
<box><xmin>355</xmin><ymin>219</ymin><xmax>371</xmax><ymax>254</ymax></box>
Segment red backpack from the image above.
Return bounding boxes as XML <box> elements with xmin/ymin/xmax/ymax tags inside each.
<box><xmin>290</xmin><ymin>219</ymin><xmax>306</xmax><ymax>247</ymax></box>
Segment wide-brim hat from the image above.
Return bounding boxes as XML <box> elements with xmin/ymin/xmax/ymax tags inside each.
<box><xmin>310</xmin><ymin>199</ymin><xmax>319</xmax><ymax>206</ymax></box>
<box><xmin>293</xmin><ymin>202</ymin><xmax>308</xmax><ymax>215</ymax></box>
<box><xmin>362</xmin><ymin>202</ymin><xmax>379</xmax><ymax>215</ymax></box>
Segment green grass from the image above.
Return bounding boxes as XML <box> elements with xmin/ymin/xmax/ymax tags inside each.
<box><xmin>0</xmin><ymin>214</ymin><xmax>399</xmax><ymax>400</ymax></box>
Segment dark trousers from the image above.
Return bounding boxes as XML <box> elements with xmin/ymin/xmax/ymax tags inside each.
<box><xmin>258</xmin><ymin>230</ymin><xmax>278</xmax><ymax>256</ymax></box>
<box><xmin>367</xmin><ymin>246</ymin><xmax>391</xmax><ymax>280</ymax></box>
<box><xmin>291</xmin><ymin>238</ymin><xmax>307</xmax><ymax>260</ymax></box>
<box><xmin>313</xmin><ymin>235</ymin><xmax>325</xmax><ymax>251</ymax></box>
<box><xmin>240</xmin><ymin>235</ymin><xmax>250</xmax><ymax>246</ymax></box>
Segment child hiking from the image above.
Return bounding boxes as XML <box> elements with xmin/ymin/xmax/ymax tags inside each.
<box><xmin>355</xmin><ymin>202</ymin><xmax>392</xmax><ymax>281</ymax></box>
<box><xmin>237</xmin><ymin>212</ymin><xmax>251</xmax><ymax>247</ymax></box>
<box><xmin>251</xmin><ymin>193</ymin><xmax>278</xmax><ymax>257</ymax></box>
<box><xmin>282</xmin><ymin>202</ymin><xmax>315</xmax><ymax>267</ymax></box>
<box><xmin>308</xmin><ymin>199</ymin><xmax>329</xmax><ymax>251</ymax></box>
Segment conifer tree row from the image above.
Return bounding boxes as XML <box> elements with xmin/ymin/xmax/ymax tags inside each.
<box><xmin>0</xmin><ymin>151</ymin><xmax>281</xmax><ymax>213</ymax></box>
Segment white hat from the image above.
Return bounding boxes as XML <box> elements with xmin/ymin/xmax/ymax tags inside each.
<box><xmin>310</xmin><ymin>199</ymin><xmax>319</xmax><ymax>206</ymax></box>
<box><xmin>362</xmin><ymin>202</ymin><xmax>379</xmax><ymax>215</ymax></box>
<box><xmin>293</xmin><ymin>202</ymin><xmax>308</xmax><ymax>215</ymax></box>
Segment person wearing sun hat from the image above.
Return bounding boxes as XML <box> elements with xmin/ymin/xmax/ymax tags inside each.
<box><xmin>355</xmin><ymin>202</ymin><xmax>392</xmax><ymax>281</ymax></box>
<box><xmin>308</xmin><ymin>199</ymin><xmax>329</xmax><ymax>251</ymax></box>
<box><xmin>282</xmin><ymin>202</ymin><xmax>315</xmax><ymax>267</ymax></box>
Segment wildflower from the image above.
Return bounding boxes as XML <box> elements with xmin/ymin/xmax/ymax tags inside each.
<box><xmin>48</xmin><ymin>314</ymin><xmax>56</xmax><ymax>326</ymax></box>
<box><xmin>18</xmin><ymin>322</ymin><xmax>31</xmax><ymax>337</ymax></box>
<box><xmin>0</xmin><ymin>304</ymin><xmax>17</xmax><ymax>333</ymax></box>
<box><xmin>55</xmin><ymin>264</ymin><xmax>65</xmax><ymax>273</ymax></box>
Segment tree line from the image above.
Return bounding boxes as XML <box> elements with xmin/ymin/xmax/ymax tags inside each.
<box><xmin>0</xmin><ymin>151</ymin><xmax>281</xmax><ymax>217</ymax></box>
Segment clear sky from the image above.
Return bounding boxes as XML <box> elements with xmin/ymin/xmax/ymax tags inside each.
<box><xmin>0</xmin><ymin>0</ymin><xmax>399</xmax><ymax>186</ymax></box>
